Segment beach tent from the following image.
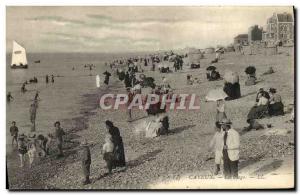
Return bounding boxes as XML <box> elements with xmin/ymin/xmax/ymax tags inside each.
<box><xmin>188</xmin><ymin>49</ymin><xmax>202</xmax><ymax>66</ymax></box>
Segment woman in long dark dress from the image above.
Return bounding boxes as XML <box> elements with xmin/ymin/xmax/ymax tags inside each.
<box><xmin>268</xmin><ymin>88</ymin><xmax>284</xmax><ymax>116</ymax></box>
<box><xmin>247</xmin><ymin>90</ymin><xmax>270</xmax><ymax>120</ymax></box>
<box><xmin>105</xmin><ymin>120</ymin><xmax>126</xmax><ymax>167</ymax></box>
<box><xmin>223</xmin><ymin>82</ymin><xmax>241</xmax><ymax>100</ymax></box>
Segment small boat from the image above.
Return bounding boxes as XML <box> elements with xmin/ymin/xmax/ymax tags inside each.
<box><xmin>11</xmin><ymin>41</ymin><xmax>28</xmax><ymax>69</ymax></box>
<box><xmin>34</xmin><ymin>60</ymin><xmax>40</xmax><ymax>63</ymax></box>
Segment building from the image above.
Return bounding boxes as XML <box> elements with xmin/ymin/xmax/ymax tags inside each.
<box><xmin>264</xmin><ymin>12</ymin><xmax>294</xmax><ymax>45</ymax></box>
<box><xmin>234</xmin><ymin>34</ymin><xmax>248</xmax><ymax>45</ymax></box>
<box><xmin>248</xmin><ymin>25</ymin><xmax>263</xmax><ymax>43</ymax></box>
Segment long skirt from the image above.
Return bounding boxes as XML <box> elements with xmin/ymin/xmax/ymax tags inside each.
<box><xmin>82</xmin><ymin>161</ymin><xmax>91</xmax><ymax>177</ymax></box>
<box><xmin>247</xmin><ymin>105</ymin><xmax>269</xmax><ymax>120</ymax></box>
<box><xmin>114</xmin><ymin>137</ymin><xmax>126</xmax><ymax>167</ymax></box>
<box><xmin>103</xmin><ymin>152</ymin><xmax>115</xmax><ymax>172</ymax></box>
<box><xmin>223</xmin><ymin>83</ymin><xmax>241</xmax><ymax>100</ymax></box>
<box><xmin>269</xmin><ymin>102</ymin><xmax>284</xmax><ymax>116</ymax></box>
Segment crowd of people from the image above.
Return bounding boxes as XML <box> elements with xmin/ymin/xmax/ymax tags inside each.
<box><xmin>7</xmin><ymin>48</ymin><xmax>294</xmax><ymax>186</ymax></box>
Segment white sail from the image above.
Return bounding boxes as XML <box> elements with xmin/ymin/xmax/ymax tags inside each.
<box><xmin>11</xmin><ymin>41</ymin><xmax>28</xmax><ymax>66</ymax></box>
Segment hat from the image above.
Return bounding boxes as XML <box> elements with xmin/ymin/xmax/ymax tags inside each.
<box><xmin>269</xmin><ymin>88</ymin><xmax>277</xmax><ymax>93</ymax></box>
<box><xmin>19</xmin><ymin>134</ymin><xmax>26</xmax><ymax>139</ymax></box>
<box><xmin>80</xmin><ymin>139</ymin><xmax>89</xmax><ymax>146</ymax></box>
<box><xmin>54</xmin><ymin>121</ymin><xmax>60</xmax><ymax>126</ymax></box>
<box><xmin>28</xmin><ymin>133</ymin><xmax>36</xmax><ymax>139</ymax></box>
<box><xmin>220</xmin><ymin>118</ymin><xmax>232</xmax><ymax>125</ymax></box>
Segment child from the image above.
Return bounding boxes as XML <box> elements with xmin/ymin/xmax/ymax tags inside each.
<box><xmin>17</xmin><ymin>134</ymin><xmax>28</xmax><ymax>168</ymax></box>
<box><xmin>80</xmin><ymin>139</ymin><xmax>91</xmax><ymax>185</ymax></box>
<box><xmin>9</xmin><ymin>121</ymin><xmax>19</xmax><ymax>147</ymax></box>
<box><xmin>209</xmin><ymin>122</ymin><xmax>224</xmax><ymax>175</ymax></box>
<box><xmin>102</xmin><ymin>134</ymin><xmax>115</xmax><ymax>174</ymax></box>
<box><xmin>216</xmin><ymin>99</ymin><xmax>227</xmax><ymax>123</ymax></box>
<box><xmin>27</xmin><ymin>138</ymin><xmax>37</xmax><ymax>168</ymax></box>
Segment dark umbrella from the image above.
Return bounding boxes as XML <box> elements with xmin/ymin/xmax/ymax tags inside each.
<box><xmin>245</xmin><ymin>66</ymin><xmax>256</xmax><ymax>75</ymax></box>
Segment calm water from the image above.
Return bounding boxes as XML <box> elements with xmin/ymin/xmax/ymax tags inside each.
<box><xmin>6</xmin><ymin>52</ymin><xmax>136</xmax><ymax>152</ymax></box>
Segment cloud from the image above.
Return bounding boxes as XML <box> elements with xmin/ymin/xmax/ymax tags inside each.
<box><xmin>43</xmin><ymin>32</ymin><xmax>160</xmax><ymax>52</ymax></box>
<box><xmin>26</xmin><ymin>16</ymin><xmax>85</xmax><ymax>26</ymax></box>
<box><xmin>7</xmin><ymin>6</ymin><xmax>293</xmax><ymax>53</ymax></box>
<box><xmin>86</xmin><ymin>14</ymin><xmax>188</xmax><ymax>24</ymax></box>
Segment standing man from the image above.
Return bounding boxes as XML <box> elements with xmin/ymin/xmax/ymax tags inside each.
<box><xmin>30</xmin><ymin>103</ymin><xmax>37</xmax><ymax>132</ymax></box>
<box><xmin>80</xmin><ymin>139</ymin><xmax>91</xmax><ymax>185</ymax></box>
<box><xmin>127</xmin><ymin>88</ymin><xmax>134</xmax><ymax>122</ymax></box>
<box><xmin>54</xmin><ymin>121</ymin><xmax>65</xmax><ymax>158</ymax></box>
<box><xmin>34</xmin><ymin>91</ymin><xmax>40</xmax><ymax>101</ymax></box>
<box><xmin>45</xmin><ymin>75</ymin><xmax>49</xmax><ymax>84</ymax></box>
<box><xmin>7</xmin><ymin>92</ymin><xmax>14</xmax><ymax>103</ymax></box>
<box><xmin>220</xmin><ymin>118</ymin><xmax>240</xmax><ymax>179</ymax></box>
<box><xmin>10</xmin><ymin>121</ymin><xmax>19</xmax><ymax>147</ymax></box>
<box><xmin>51</xmin><ymin>75</ymin><xmax>55</xmax><ymax>83</ymax></box>
<box><xmin>21</xmin><ymin>83</ymin><xmax>27</xmax><ymax>93</ymax></box>
<box><xmin>103</xmin><ymin>71</ymin><xmax>111</xmax><ymax>86</ymax></box>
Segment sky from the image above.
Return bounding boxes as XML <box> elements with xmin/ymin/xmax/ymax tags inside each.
<box><xmin>6</xmin><ymin>6</ymin><xmax>293</xmax><ymax>53</ymax></box>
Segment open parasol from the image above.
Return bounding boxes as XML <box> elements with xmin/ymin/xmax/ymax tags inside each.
<box><xmin>205</xmin><ymin>88</ymin><xmax>228</xmax><ymax>102</ymax></box>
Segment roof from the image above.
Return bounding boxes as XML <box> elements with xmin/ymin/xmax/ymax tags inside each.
<box><xmin>234</xmin><ymin>34</ymin><xmax>248</xmax><ymax>39</ymax></box>
<box><xmin>277</xmin><ymin>13</ymin><xmax>293</xmax><ymax>22</ymax></box>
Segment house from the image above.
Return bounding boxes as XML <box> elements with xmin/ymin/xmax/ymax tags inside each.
<box><xmin>264</xmin><ymin>12</ymin><xmax>294</xmax><ymax>45</ymax></box>
<box><xmin>234</xmin><ymin>34</ymin><xmax>248</xmax><ymax>45</ymax></box>
<box><xmin>248</xmin><ymin>25</ymin><xmax>263</xmax><ymax>43</ymax></box>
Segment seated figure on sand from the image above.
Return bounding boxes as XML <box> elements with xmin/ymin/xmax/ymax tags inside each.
<box><xmin>186</xmin><ymin>74</ymin><xmax>194</xmax><ymax>85</ymax></box>
<box><xmin>206</xmin><ymin>66</ymin><xmax>221</xmax><ymax>81</ymax></box>
<box><xmin>245</xmin><ymin>66</ymin><xmax>257</xmax><ymax>86</ymax></box>
<box><xmin>223</xmin><ymin>71</ymin><xmax>241</xmax><ymax>100</ymax></box>
<box><xmin>243</xmin><ymin>119</ymin><xmax>264</xmax><ymax>132</ymax></box>
<box><xmin>144</xmin><ymin>113</ymin><xmax>169</xmax><ymax>138</ymax></box>
<box><xmin>268</xmin><ymin>88</ymin><xmax>284</xmax><ymax>116</ymax></box>
<box><xmin>247</xmin><ymin>88</ymin><xmax>270</xmax><ymax>120</ymax></box>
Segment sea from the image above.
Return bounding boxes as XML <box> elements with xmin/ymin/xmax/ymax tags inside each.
<box><xmin>6</xmin><ymin>52</ymin><xmax>142</xmax><ymax>153</ymax></box>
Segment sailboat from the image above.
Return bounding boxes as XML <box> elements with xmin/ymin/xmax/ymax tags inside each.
<box><xmin>11</xmin><ymin>41</ymin><xmax>28</xmax><ymax>69</ymax></box>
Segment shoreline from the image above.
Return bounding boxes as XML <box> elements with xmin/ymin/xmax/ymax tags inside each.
<box><xmin>6</xmin><ymin>79</ymin><xmax>118</xmax><ymax>189</ymax></box>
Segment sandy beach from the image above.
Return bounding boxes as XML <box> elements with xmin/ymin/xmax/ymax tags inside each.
<box><xmin>6</xmin><ymin>48</ymin><xmax>294</xmax><ymax>189</ymax></box>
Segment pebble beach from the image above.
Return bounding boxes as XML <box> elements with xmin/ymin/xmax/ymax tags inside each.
<box><xmin>6</xmin><ymin>49</ymin><xmax>294</xmax><ymax>190</ymax></box>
